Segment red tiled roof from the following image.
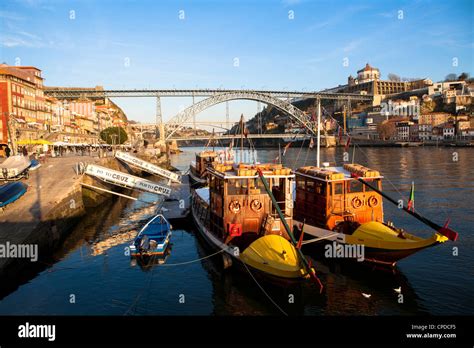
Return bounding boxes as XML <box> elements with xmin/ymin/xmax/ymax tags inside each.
<box><xmin>0</xmin><ymin>65</ymin><xmax>36</xmax><ymax>85</ymax></box>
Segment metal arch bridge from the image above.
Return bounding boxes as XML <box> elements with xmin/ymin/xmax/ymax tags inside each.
<box><xmin>44</xmin><ymin>87</ymin><xmax>373</xmax><ymax>140</ymax></box>
<box><xmin>44</xmin><ymin>87</ymin><xmax>373</xmax><ymax>100</ymax></box>
<box><xmin>164</xmin><ymin>91</ymin><xmax>325</xmax><ymax>140</ymax></box>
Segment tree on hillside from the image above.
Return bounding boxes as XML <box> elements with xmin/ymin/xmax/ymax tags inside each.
<box><xmin>444</xmin><ymin>73</ymin><xmax>457</xmax><ymax>82</ymax></box>
<box><xmin>421</xmin><ymin>99</ymin><xmax>436</xmax><ymax>114</ymax></box>
<box><xmin>377</xmin><ymin>121</ymin><xmax>396</xmax><ymax>141</ymax></box>
<box><xmin>100</xmin><ymin>126</ymin><xmax>128</xmax><ymax>145</ymax></box>
<box><xmin>458</xmin><ymin>72</ymin><xmax>470</xmax><ymax>81</ymax></box>
<box><xmin>387</xmin><ymin>73</ymin><xmax>401</xmax><ymax>82</ymax></box>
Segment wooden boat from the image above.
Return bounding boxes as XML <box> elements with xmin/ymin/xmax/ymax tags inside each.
<box><xmin>189</xmin><ymin>150</ymin><xmax>218</xmax><ymax>186</ymax></box>
<box><xmin>191</xmin><ymin>162</ymin><xmax>310</xmax><ymax>280</ymax></box>
<box><xmin>0</xmin><ymin>182</ymin><xmax>27</xmax><ymax>209</ymax></box>
<box><xmin>129</xmin><ymin>214</ymin><xmax>172</xmax><ymax>257</ymax></box>
<box><xmin>0</xmin><ymin>155</ymin><xmax>31</xmax><ymax>181</ymax></box>
<box><xmin>293</xmin><ymin>163</ymin><xmax>457</xmax><ymax>266</ymax></box>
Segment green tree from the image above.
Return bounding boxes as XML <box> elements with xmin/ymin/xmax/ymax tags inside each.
<box><xmin>377</xmin><ymin>121</ymin><xmax>396</xmax><ymax>140</ymax></box>
<box><xmin>421</xmin><ymin>99</ymin><xmax>435</xmax><ymax>114</ymax></box>
<box><xmin>444</xmin><ymin>73</ymin><xmax>457</xmax><ymax>82</ymax></box>
<box><xmin>458</xmin><ymin>72</ymin><xmax>470</xmax><ymax>81</ymax></box>
<box><xmin>387</xmin><ymin>73</ymin><xmax>401</xmax><ymax>82</ymax></box>
<box><xmin>100</xmin><ymin>126</ymin><xmax>128</xmax><ymax>145</ymax></box>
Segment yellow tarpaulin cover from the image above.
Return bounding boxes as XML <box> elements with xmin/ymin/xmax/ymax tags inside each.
<box><xmin>17</xmin><ymin>139</ymin><xmax>52</xmax><ymax>145</ymax></box>
<box><xmin>346</xmin><ymin>221</ymin><xmax>448</xmax><ymax>250</ymax></box>
<box><xmin>240</xmin><ymin>234</ymin><xmax>306</xmax><ymax>278</ymax></box>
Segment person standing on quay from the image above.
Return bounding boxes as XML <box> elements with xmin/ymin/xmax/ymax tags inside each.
<box><xmin>22</xmin><ymin>146</ymin><xmax>28</xmax><ymax>157</ymax></box>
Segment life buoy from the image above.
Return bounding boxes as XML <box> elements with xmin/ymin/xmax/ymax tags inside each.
<box><xmin>368</xmin><ymin>196</ymin><xmax>379</xmax><ymax>208</ymax></box>
<box><xmin>250</xmin><ymin>199</ymin><xmax>263</xmax><ymax>212</ymax></box>
<box><xmin>229</xmin><ymin>200</ymin><xmax>241</xmax><ymax>213</ymax></box>
<box><xmin>351</xmin><ymin>196</ymin><xmax>363</xmax><ymax>209</ymax></box>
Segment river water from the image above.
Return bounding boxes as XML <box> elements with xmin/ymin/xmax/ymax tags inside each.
<box><xmin>0</xmin><ymin>146</ymin><xmax>472</xmax><ymax>315</ymax></box>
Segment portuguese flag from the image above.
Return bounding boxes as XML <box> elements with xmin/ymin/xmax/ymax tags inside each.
<box><xmin>407</xmin><ymin>181</ymin><xmax>415</xmax><ymax>212</ymax></box>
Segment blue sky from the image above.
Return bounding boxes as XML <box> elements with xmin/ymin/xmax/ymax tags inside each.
<box><xmin>0</xmin><ymin>0</ymin><xmax>473</xmax><ymax>124</ymax></box>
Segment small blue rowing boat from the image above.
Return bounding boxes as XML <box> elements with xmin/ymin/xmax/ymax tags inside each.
<box><xmin>29</xmin><ymin>159</ymin><xmax>41</xmax><ymax>171</ymax></box>
<box><xmin>129</xmin><ymin>214</ymin><xmax>172</xmax><ymax>257</ymax></box>
<box><xmin>0</xmin><ymin>182</ymin><xmax>27</xmax><ymax>208</ymax></box>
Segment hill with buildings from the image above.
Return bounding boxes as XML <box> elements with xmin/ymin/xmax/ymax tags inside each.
<box><xmin>235</xmin><ymin>64</ymin><xmax>473</xmax><ymax>146</ymax></box>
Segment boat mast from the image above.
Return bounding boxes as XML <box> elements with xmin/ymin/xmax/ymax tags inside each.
<box><xmin>316</xmin><ymin>96</ymin><xmax>321</xmax><ymax>168</ymax></box>
<box><xmin>212</xmin><ymin>128</ymin><xmax>215</xmax><ymax>152</ymax></box>
<box><xmin>278</xmin><ymin>143</ymin><xmax>282</xmax><ymax>164</ymax></box>
<box><xmin>256</xmin><ymin>168</ymin><xmax>323</xmax><ymax>292</ymax></box>
<box><xmin>240</xmin><ymin>114</ymin><xmax>244</xmax><ymax>163</ymax></box>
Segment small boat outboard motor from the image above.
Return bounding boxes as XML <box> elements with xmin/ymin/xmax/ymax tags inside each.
<box><xmin>149</xmin><ymin>240</ymin><xmax>158</xmax><ymax>251</ymax></box>
<box><xmin>139</xmin><ymin>235</ymin><xmax>150</xmax><ymax>253</ymax></box>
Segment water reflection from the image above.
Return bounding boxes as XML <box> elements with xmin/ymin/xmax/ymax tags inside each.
<box><xmin>0</xmin><ymin>146</ymin><xmax>471</xmax><ymax>315</ymax></box>
<box><xmin>130</xmin><ymin>248</ymin><xmax>172</xmax><ymax>271</ymax></box>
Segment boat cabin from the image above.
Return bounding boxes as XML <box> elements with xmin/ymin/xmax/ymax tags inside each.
<box><xmin>189</xmin><ymin>150</ymin><xmax>219</xmax><ymax>185</ymax></box>
<box><xmin>294</xmin><ymin>163</ymin><xmax>384</xmax><ymax>230</ymax></box>
<box><xmin>192</xmin><ymin>150</ymin><xmax>218</xmax><ymax>178</ymax></box>
<box><xmin>194</xmin><ymin>162</ymin><xmax>295</xmax><ymax>249</ymax></box>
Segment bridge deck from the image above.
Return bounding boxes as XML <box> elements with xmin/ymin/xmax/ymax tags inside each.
<box><xmin>44</xmin><ymin>88</ymin><xmax>373</xmax><ymax>101</ymax></box>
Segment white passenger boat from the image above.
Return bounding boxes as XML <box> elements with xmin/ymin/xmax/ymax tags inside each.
<box><xmin>0</xmin><ymin>155</ymin><xmax>31</xmax><ymax>181</ymax></box>
<box><xmin>115</xmin><ymin>151</ymin><xmax>181</xmax><ymax>183</ymax></box>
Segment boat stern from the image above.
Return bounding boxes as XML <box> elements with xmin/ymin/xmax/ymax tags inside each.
<box><xmin>240</xmin><ymin>234</ymin><xmax>307</xmax><ymax>279</ymax></box>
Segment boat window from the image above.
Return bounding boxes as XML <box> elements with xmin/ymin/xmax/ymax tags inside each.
<box><xmin>214</xmin><ymin>178</ymin><xmax>223</xmax><ymax>194</ymax></box>
<box><xmin>228</xmin><ymin>179</ymin><xmax>248</xmax><ymax>195</ymax></box>
<box><xmin>334</xmin><ymin>182</ymin><xmax>343</xmax><ymax>195</ymax></box>
<box><xmin>306</xmin><ymin>180</ymin><xmax>315</xmax><ymax>192</ymax></box>
<box><xmin>364</xmin><ymin>180</ymin><xmax>374</xmax><ymax>192</ymax></box>
<box><xmin>315</xmin><ymin>181</ymin><xmax>325</xmax><ymax>195</ymax></box>
<box><xmin>296</xmin><ymin>177</ymin><xmax>305</xmax><ymax>190</ymax></box>
<box><xmin>251</xmin><ymin>178</ymin><xmax>265</xmax><ymax>191</ymax></box>
<box><xmin>348</xmin><ymin>180</ymin><xmax>363</xmax><ymax>193</ymax></box>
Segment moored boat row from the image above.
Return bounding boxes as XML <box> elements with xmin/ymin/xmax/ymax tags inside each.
<box><xmin>187</xmin><ymin>116</ymin><xmax>459</xmax><ymax>285</ymax></box>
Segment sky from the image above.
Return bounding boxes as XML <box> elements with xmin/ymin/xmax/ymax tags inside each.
<box><xmin>0</xmin><ymin>0</ymin><xmax>473</xmax><ymax>124</ymax></box>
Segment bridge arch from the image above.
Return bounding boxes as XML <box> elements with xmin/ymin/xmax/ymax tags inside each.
<box><xmin>164</xmin><ymin>91</ymin><xmax>316</xmax><ymax>140</ymax></box>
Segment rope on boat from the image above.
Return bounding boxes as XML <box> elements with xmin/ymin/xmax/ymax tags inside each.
<box><xmin>292</xmin><ymin>137</ymin><xmax>306</xmax><ymax>169</ymax></box>
<box><xmin>159</xmin><ymin>248</ymin><xmax>226</xmax><ymax>267</ymax></box>
<box><xmin>124</xmin><ymin>252</ymin><xmax>161</xmax><ymax>316</ymax></box>
<box><xmin>239</xmin><ymin>258</ymin><xmax>288</xmax><ymax>316</ymax></box>
<box><xmin>301</xmin><ymin>232</ymin><xmax>339</xmax><ymax>245</ymax></box>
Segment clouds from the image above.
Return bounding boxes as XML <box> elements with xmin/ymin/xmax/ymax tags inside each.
<box><xmin>343</xmin><ymin>38</ymin><xmax>365</xmax><ymax>53</ymax></box>
<box><xmin>305</xmin><ymin>4</ymin><xmax>370</xmax><ymax>32</ymax></box>
<box><xmin>0</xmin><ymin>10</ymin><xmax>25</xmax><ymax>21</ymax></box>
<box><xmin>0</xmin><ymin>31</ymin><xmax>45</xmax><ymax>48</ymax></box>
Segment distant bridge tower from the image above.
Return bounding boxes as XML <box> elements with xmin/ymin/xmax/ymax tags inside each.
<box><xmin>257</xmin><ymin>101</ymin><xmax>262</xmax><ymax>134</ymax></box>
<box><xmin>192</xmin><ymin>92</ymin><xmax>196</xmax><ymax>132</ymax></box>
<box><xmin>156</xmin><ymin>96</ymin><xmax>164</xmax><ymax>141</ymax></box>
<box><xmin>226</xmin><ymin>101</ymin><xmax>230</xmax><ymax>130</ymax></box>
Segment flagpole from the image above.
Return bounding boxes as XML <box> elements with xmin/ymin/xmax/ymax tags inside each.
<box><xmin>316</xmin><ymin>97</ymin><xmax>321</xmax><ymax>167</ymax></box>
